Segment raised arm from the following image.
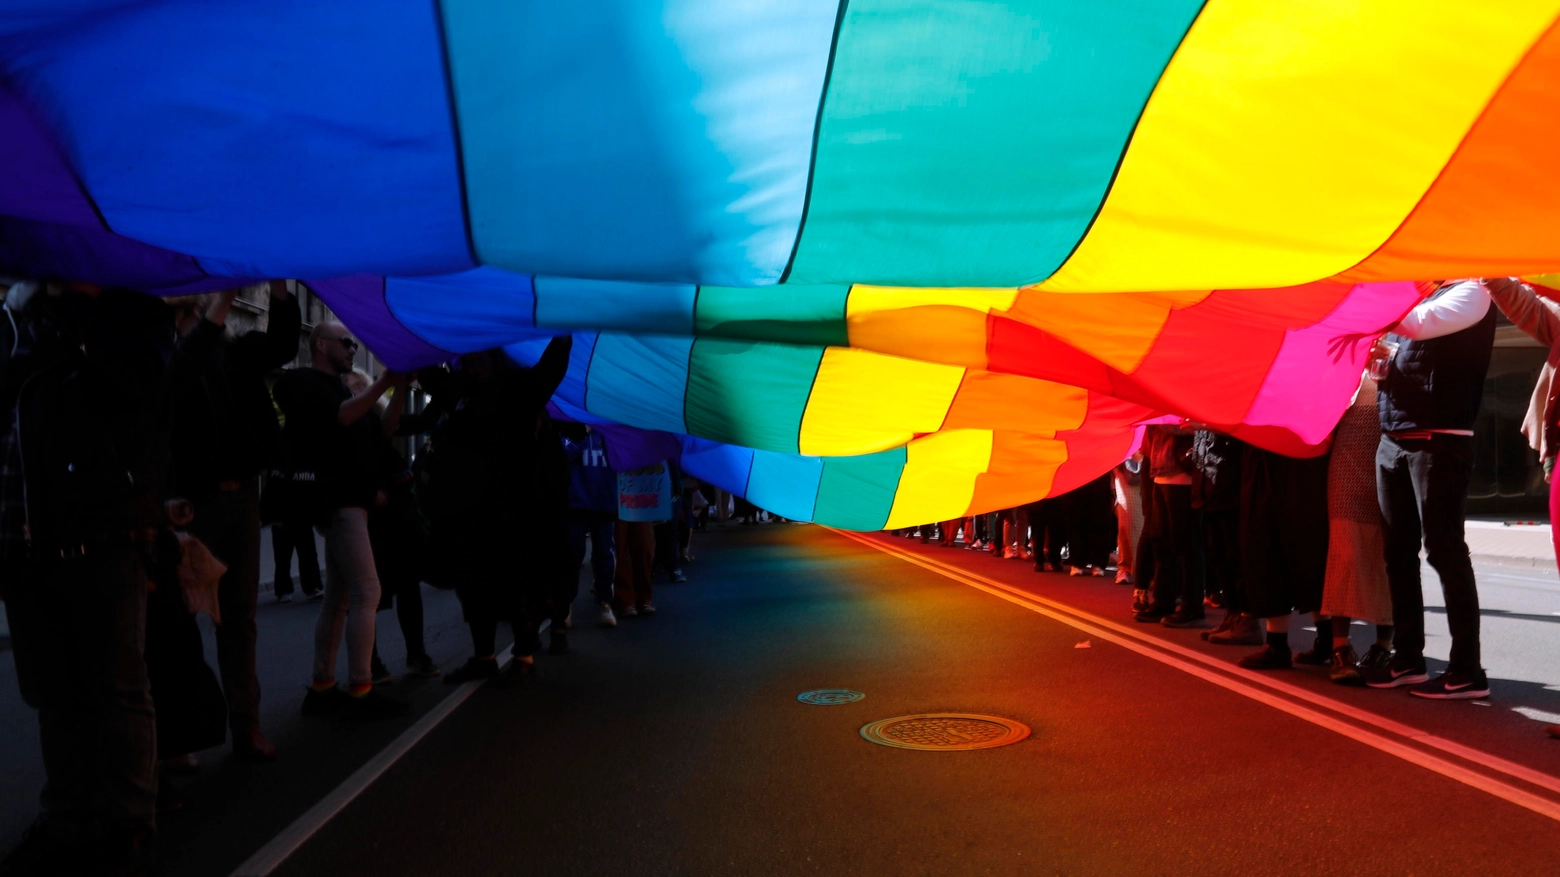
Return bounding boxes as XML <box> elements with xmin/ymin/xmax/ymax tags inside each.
<box><xmin>1486</xmin><ymin>277</ymin><xmax>1560</xmax><ymax>350</ymax></box>
<box><xmin>228</xmin><ymin>280</ymin><xmax>302</xmax><ymax>374</ymax></box>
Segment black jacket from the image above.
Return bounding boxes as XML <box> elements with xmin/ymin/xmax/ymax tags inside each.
<box><xmin>1</xmin><ymin>288</ymin><xmax>175</xmax><ymax>556</ymax></box>
<box><xmin>168</xmin><ymin>291</ymin><xmax>300</xmax><ymax>498</ymax></box>
<box><xmin>1379</xmin><ymin>288</ymin><xmax>1496</xmax><ymax>433</ymax></box>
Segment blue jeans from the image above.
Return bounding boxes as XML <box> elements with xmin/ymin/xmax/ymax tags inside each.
<box><xmin>568</xmin><ymin>511</ymin><xmax>616</xmax><ymax>605</ymax></box>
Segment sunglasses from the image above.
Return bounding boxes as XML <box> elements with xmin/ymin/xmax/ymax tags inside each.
<box><xmin>334</xmin><ymin>337</ymin><xmax>360</xmax><ymax>351</ymax></box>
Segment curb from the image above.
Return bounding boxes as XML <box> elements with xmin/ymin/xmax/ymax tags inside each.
<box><xmin>1470</xmin><ymin>552</ymin><xmax>1557</xmax><ymax>570</ymax></box>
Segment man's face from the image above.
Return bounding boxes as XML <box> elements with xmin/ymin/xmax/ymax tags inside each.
<box><xmin>317</xmin><ymin>327</ymin><xmax>359</xmax><ymax>375</ymax></box>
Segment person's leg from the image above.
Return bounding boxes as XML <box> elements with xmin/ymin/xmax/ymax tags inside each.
<box><xmin>396</xmin><ymin>577</ymin><xmax>427</xmax><ymax>660</ymax></box>
<box><xmin>333</xmin><ymin>508</ymin><xmax>382</xmax><ymax>691</ymax></box>
<box><xmin>270</xmin><ymin>521</ymin><xmax>295</xmax><ymax>599</ymax></box>
<box><xmin>294</xmin><ymin>517</ymin><xmax>323</xmax><ymax>596</ymax></box>
<box><xmin>312</xmin><ymin>522</ymin><xmax>349</xmax><ymax>687</ymax></box>
<box><xmin>199</xmin><ymin>490</ymin><xmax>265</xmax><ymax>744</ymax></box>
<box><xmin>589</xmin><ymin>514</ymin><xmax>617</xmax><ymax>606</ymax></box>
<box><xmin>632</xmin><ymin>522</ymin><xmax>655</xmax><ymax>609</ymax></box>
<box><xmin>1411</xmin><ymin>435</ymin><xmax>1481</xmax><ymax>674</ymax></box>
<box><xmin>80</xmin><ymin>546</ymin><xmax>158</xmax><ymax>834</ymax></box>
<box><xmin>1376</xmin><ymin>437</ymin><xmax>1426</xmax><ymax>663</ymax></box>
<box><xmin>1146</xmin><ymin>485</ymin><xmax>1182</xmax><ymax>614</ymax></box>
<box><xmin>613</xmin><ymin>520</ymin><xmax>636</xmax><ymax>610</ymax></box>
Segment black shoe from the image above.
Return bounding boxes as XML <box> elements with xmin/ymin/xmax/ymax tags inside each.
<box><xmin>343</xmin><ymin>688</ymin><xmax>410</xmax><ymax>720</ymax></box>
<box><xmin>1237</xmin><ymin>644</ymin><xmax>1293</xmax><ymax>670</ymax></box>
<box><xmin>443</xmin><ymin>657</ymin><xmax>500</xmax><ymax>686</ymax></box>
<box><xmin>1132</xmin><ymin>605</ymin><xmax>1174</xmax><ymax>623</ymax></box>
<box><xmin>370</xmin><ymin>655</ymin><xmax>395</xmax><ymax>686</ymax></box>
<box><xmin>1329</xmin><ymin>645</ymin><xmax>1364</xmax><ymax>686</ymax></box>
<box><xmin>1202</xmin><ymin>611</ymin><xmax>1238</xmax><ymax>641</ymax></box>
<box><xmin>301</xmin><ymin>685</ymin><xmax>347</xmax><ymax>717</ymax></box>
<box><xmin>1160</xmin><ymin>610</ymin><xmax>1206</xmax><ymax>629</ymax></box>
<box><xmin>1409</xmin><ymin>669</ymin><xmax>1490</xmax><ymax>700</ymax></box>
<box><xmin>1294</xmin><ymin>639</ymin><xmax>1332</xmax><ymax>666</ymax></box>
<box><xmin>1357</xmin><ymin>643</ymin><xmax>1392</xmax><ymax>675</ymax></box>
<box><xmin>1363</xmin><ymin>654</ymin><xmax>1429</xmax><ymax>689</ymax></box>
<box><xmin>549</xmin><ymin>629</ymin><xmax>569</xmax><ymax>655</ymax></box>
<box><xmin>406</xmin><ymin>653</ymin><xmax>441</xmax><ymax>678</ymax></box>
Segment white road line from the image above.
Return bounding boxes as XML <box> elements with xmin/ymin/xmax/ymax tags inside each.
<box><xmin>835</xmin><ymin>530</ymin><xmax>1560</xmax><ymax>823</ymax></box>
<box><xmin>228</xmin><ymin>647</ymin><xmax>515</xmax><ymax>877</ymax></box>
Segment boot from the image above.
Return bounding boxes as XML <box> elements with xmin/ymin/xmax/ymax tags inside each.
<box><xmin>1209</xmin><ymin>613</ymin><xmax>1264</xmax><ymax>646</ymax></box>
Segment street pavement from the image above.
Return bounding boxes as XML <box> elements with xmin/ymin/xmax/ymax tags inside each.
<box><xmin>3</xmin><ymin>522</ymin><xmax>1560</xmax><ymax>874</ymax></box>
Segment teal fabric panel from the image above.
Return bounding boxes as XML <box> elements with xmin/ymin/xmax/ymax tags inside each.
<box><xmin>694</xmin><ymin>285</ymin><xmax>850</xmax><ymax>346</ymax></box>
<box><xmin>685</xmin><ymin>337</ymin><xmax>824</xmax><ymax>452</ymax></box>
<box><xmin>584</xmin><ymin>333</ymin><xmax>692</xmax><ymax>434</ymax></box>
<box><xmin>786</xmin><ymin>0</ymin><xmax>1204</xmax><ymax>286</ymax></box>
<box><xmin>747</xmin><ymin>450</ymin><xmax>824</xmax><ymax>521</ymax></box>
<box><xmin>812</xmin><ymin>446</ymin><xmax>906</xmax><ymax>530</ymax></box>
<box><xmin>535</xmin><ymin>277</ymin><xmax>696</xmax><ymax>334</ymax></box>
<box><xmin>440</xmin><ymin>0</ymin><xmax>840</xmax><ymax>285</ymax></box>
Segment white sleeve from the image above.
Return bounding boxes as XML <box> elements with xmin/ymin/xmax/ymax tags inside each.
<box><xmin>1392</xmin><ymin>280</ymin><xmax>1492</xmax><ymax>341</ymax></box>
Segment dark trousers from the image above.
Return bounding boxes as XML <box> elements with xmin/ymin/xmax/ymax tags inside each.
<box><xmin>614</xmin><ymin>520</ymin><xmax>655</xmax><ymax>609</ymax></box>
<box><xmin>191</xmin><ymin>485</ymin><xmax>263</xmax><ymax>738</ymax></box>
<box><xmin>270</xmin><ymin>517</ymin><xmax>321</xmax><ymax>597</ymax></box>
<box><xmin>1242</xmin><ymin>448</ymin><xmax>1329</xmax><ymax>618</ymax></box>
<box><xmin>1147</xmin><ymin>482</ymin><xmax>1204</xmax><ymax>614</ymax></box>
<box><xmin>1202</xmin><ymin>508</ymin><xmax>1242</xmax><ymax>612</ymax></box>
<box><xmin>1063</xmin><ymin>475</ymin><xmax>1115</xmax><ymax>568</ymax></box>
<box><xmin>1026</xmin><ymin>499</ymin><xmax>1067</xmax><ymax>568</ymax></box>
<box><xmin>4</xmin><ymin>546</ymin><xmax>157</xmax><ymax>830</ymax></box>
<box><xmin>1377</xmin><ymin>434</ymin><xmax>1481</xmax><ymax>672</ymax></box>
<box><xmin>568</xmin><ymin>511</ymin><xmax>617</xmax><ymax>606</ymax></box>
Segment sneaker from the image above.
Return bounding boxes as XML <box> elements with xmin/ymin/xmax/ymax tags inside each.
<box><xmin>1209</xmin><ymin>614</ymin><xmax>1265</xmax><ymax>646</ymax></box>
<box><xmin>276</xmin><ymin>593</ymin><xmax>293</xmax><ymax>604</ymax></box>
<box><xmin>1068</xmin><ymin>566</ymin><xmax>1085</xmax><ymax>577</ymax></box>
<box><xmin>1133</xmin><ymin>605</ymin><xmax>1174</xmax><ymax>623</ymax></box>
<box><xmin>303</xmin><ymin>588</ymin><xmax>324</xmax><ymax>601</ymax></box>
<box><xmin>1293</xmin><ymin>639</ymin><xmax>1332</xmax><ymax>666</ymax></box>
<box><xmin>1357</xmin><ymin>643</ymin><xmax>1392</xmax><ymax>676</ymax></box>
<box><xmin>671</xmin><ymin>569</ymin><xmax>687</xmax><ymax>583</ymax></box>
<box><xmin>1329</xmin><ymin>645</ymin><xmax>1364</xmax><ymax>686</ymax></box>
<box><xmin>1363</xmin><ymin>654</ymin><xmax>1429</xmax><ymax>689</ymax></box>
<box><xmin>1204</xmin><ymin>592</ymin><xmax>1226</xmax><ymax>609</ymax></box>
<box><xmin>619</xmin><ymin>605</ymin><xmax>639</xmax><ymax>619</ymax></box>
<box><xmin>343</xmin><ymin>688</ymin><xmax>410</xmax><ymax>720</ymax></box>
<box><xmin>1237</xmin><ymin>644</ymin><xmax>1292</xmax><ymax>670</ymax></box>
<box><xmin>1091</xmin><ymin>567</ymin><xmax>1107</xmax><ymax>577</ymax></box>
<box><xmin>1409</xmin><ymin>669</ymin><xmax>1491</xmax><ymax>700</ymax></box>
<box><xmin>598</xmin><ymin>602</ymin><xmax>618</xmax><ymax>628</ymax></box>
<box><xmin>1160</xmin><ymin>610</ymin><xmax>1206</xmax><ymax>629</ymax></box>
<box><xmin>405</xmin><ymin>654</ymin><xmax>441</xmax><ymax>678</ymax></box>
<box><xmin>1131</xmin><ymin>589</ymin><xmax>1151</xmax><ymax>613</ymax></box>
<box><xmin>301</xmin><ymin>685</ymin><xmax>347</xmax><ymax>717</ymax></box>
<box><xmin>370</xmin><ymin>656</ymin><xmax>395</xmax><ymax>686</ymax></box>
<box><xmin>549</xmin><ymin>629</ymin><xmax>569</xmax><ymax>656</ymax></box>
<box><xmin>443</xmin><ymin>657</ymin><xmax>500</xmax><ymax>686</ymax></box>
<box><xmin>1114</xmin><ymin>569</ymin><xmax>1132</xmax><ymax>585</ymax></box>
<box><xmin>637</xmin><ymin>603</ymin><xmax>656</xmax><ymax>616</ymax></box>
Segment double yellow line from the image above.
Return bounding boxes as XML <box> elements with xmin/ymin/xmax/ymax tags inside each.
<box><xmin>832</xmin><ymin>529</ymin><xmax>1560</xmax><ymax>823</ymax></box>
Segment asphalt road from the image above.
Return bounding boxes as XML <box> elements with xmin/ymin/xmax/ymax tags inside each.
<box><xmin>4</xmin><ymin>523</ymin><xmax>1560</xmax><ymax>875</ymax></box>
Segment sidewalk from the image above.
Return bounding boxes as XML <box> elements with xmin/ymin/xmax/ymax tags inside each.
<box><xmin>1465</xmin><ymin>520</ymin><xmax>1556</xmax><ymax>569</ymax></box>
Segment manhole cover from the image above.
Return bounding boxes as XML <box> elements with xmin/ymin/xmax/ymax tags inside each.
<box><xmin>860</xmin><ymin>713</ymin><xmax>1030</xmax><ymax>751</ymax></box>
<box><xmin>798</xmin><ymin>689</ymin><xmax>866</xmax><ymax>705</ymax></box>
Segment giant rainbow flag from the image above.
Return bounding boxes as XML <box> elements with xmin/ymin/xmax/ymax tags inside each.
<box><xmin>3</xmin><ymin>2</ymin><xmax>1559</xmax><ymax>528</ymax></box>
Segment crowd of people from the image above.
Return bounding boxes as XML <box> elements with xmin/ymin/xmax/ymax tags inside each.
<box><xmin>0</xmin><ymin>279</ymin><xmax>703</xmax><ymax>875</ymax></box>
<box><xmin>904</xmin><ymin>278</ymin><xmax>1560</xmax><ymax>720</ymax></box>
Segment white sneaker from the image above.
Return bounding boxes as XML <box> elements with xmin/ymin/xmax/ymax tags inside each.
<box><xmin>1068</xmin><ymin>566</ymin><xmax>1085</xmax><ymax>576</ymax></box>
<box><xmin>1091</xmin><ymin>567</ymin><xmax>1107</xmax><ymax>577</ymax></box>
<box><xmin>620</xmin><ymin>605</ymin><xmax>639</xmax><ymax>619</ymax></box>
<box><xmin>598</xmin><ymin>603</ymin><xmax>617</xmax><ymax>628</ymax></box>
<box><xmin>276</xmin><ymin>593</ymin><xmax>293</xmax><ymax>603</ymax></box>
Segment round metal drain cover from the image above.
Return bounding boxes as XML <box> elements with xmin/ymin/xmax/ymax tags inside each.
<box><xmin>798</xmin><ymin>689</ymin><xmax>866</xmax><ymax>705</ymax></box>
<box><xmin>860</xmin><ymin>713</ymin><xmax>1030</xmax><ymax>751</ymax></box>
